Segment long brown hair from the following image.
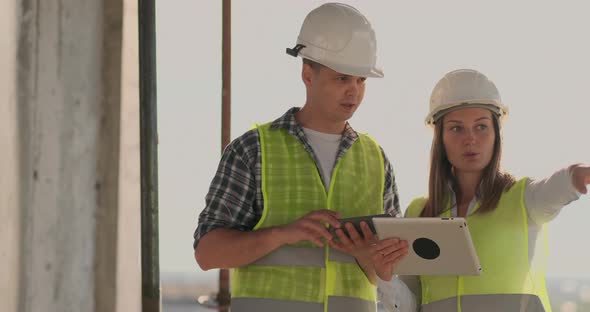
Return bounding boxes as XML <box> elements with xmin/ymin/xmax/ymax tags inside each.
<box><xmin>420</xmin><ymin>113</ymin><xmax>516</xmax><ymax>217</ymax></box>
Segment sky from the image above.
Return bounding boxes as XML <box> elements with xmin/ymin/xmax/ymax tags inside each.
<box><xmin>155</xmin><ymin>0</ymin><xmax>590</xmax><ymax>283</ymax></box>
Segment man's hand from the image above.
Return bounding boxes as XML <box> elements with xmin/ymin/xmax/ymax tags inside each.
<box><xmin>276</xmin><ymin>209</ymin><xmax>342</xmax><ymax>247</ymax></box>
<box><xmin>329</xmin><ymin>221</ymin><xmax>408</xmax><ymax>282</ymax></box>
<box><xmin>196</xmin><ymin>210</ymin><xmax>342</xmax><ymax>270</ymax></box>
<box><xmin>329</xmin><ymin>221</ymin><xmax>375</xmax><ymax>259</ymax></box>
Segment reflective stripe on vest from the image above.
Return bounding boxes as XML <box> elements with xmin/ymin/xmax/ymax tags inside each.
<box><xmin>420</xmin><ymin>293</ymin><xmax>545</xmax><ymax>312</ymax></box>
<box><xmin>231</xmin><ymin>122</ymin><xmax>385</xmax><ymax>312</ymax></box>
<box><xmin>252</xmin><ymin>246</ymin><xmax>356</xmax><ymax>267</ymax></box>
<box><xmin>231</xmin><ymin>296</ymin><xmax>376</xmax><ymax>312</ymax></box>
<box><xmin>406</xmin><ymin>179</ymin><xmax>551</xmax><ymax>312</ymax></box>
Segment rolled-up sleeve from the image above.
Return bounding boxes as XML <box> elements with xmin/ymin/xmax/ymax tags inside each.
<box><xmin>382</xmin><ymin>148</ymin><xmax>401</xmax><ymax>217</ymax></box>
<box><xmin>193</xmin><ymin>130</ymin><xmax>261</xmax><ymax>249</ymax></box>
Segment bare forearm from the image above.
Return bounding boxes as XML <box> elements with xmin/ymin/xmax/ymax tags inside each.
<box><xmin>356</xmin><ymin>257</ymin><xmax>377</xmax><ymax>285</ymax></box>
<box><xmin>195</xmin><ymin>227</ymin><xmax>285</xmax><ymax>270</ymax></box>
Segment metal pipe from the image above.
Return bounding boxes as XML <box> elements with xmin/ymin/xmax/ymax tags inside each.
<box><xmin>218</xmin><ymin>0</ymin><xmax>232</xmax><ymax>311</ymax></box>
<box><xmin>221</xmin><ymin>0</ymin><xmax>232</xmax><ymax>151</ymax></box>
<box><xmin>138</xmin><ymin>0</ymin><xmax>160</xmax><ymax>310</ymax></box>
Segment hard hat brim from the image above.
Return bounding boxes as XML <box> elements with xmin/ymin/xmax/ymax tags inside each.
<box><xmin>301</xmin><ymin>55</ymin><xmax>384</xmax><ymax>78</ymax></box>
<box><xmin>329</xmin><ymin>64</ymin><xmax>383</xmax><ymax>78</ymax></box>
<box><xmin>425</xmin><ymin>101</ymin><xmax>509</xmax><ymax>125</ymax></box>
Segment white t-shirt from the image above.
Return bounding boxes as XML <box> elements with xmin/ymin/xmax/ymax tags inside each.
<box><xmin>302</xmin><ymin>127</ymin><xmax>342</xmax><ymax>190</ymax></box>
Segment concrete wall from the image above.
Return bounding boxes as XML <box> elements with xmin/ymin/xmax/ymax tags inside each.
<box><xmin>117</xmin><ymin>0</ymin><xmax>142</xmax><ymax>310</ymax></box>
<box><xmin>17</xmin><ymin>0</ymin><xmax>107</xmax><ymax>310</ymax></box>
<box><xmin>3</xmin><ymin>0</ymin><xmax>141</xmax><ymax>311</ymax></box>
<box><xmin>0</xmin><ymin>0</ymin><xmax>20</xmax><ymax>311</ymax></box>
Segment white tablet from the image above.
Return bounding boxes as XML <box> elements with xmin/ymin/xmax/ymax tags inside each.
<box><xmin>373</xmin><ymin>217</ymin><xmax>482</xmax><ymax>276</ymax></box>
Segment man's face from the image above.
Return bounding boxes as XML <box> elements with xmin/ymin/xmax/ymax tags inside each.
<box><xmin>303</xmin><ymin>64</ymin><xmax>367</xmax><ymax>123</ymax></box>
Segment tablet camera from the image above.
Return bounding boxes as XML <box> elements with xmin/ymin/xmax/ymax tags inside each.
<box><xmin>413</xmin><ymin>238</ymin><xmax>440</xmax><ymax>260</ymax></box>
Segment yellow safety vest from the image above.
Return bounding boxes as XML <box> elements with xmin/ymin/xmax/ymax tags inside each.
<box><xmin>406</xmin><ymin>179</ymin><xmax>551</xmax><ymax>312</ymax></box>
<box><xmin>231</xmin><ymin>122</ymin><xmax>385</xmax><ymax>312</ymax></box>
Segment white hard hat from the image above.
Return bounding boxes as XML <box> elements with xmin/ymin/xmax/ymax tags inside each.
<box><xmin>425</xmin><ymin>69</ymin><xmax>509</xmax><ymax>125</ymax></box>
<box><xmin>286</xmin><ymin>3</ymin><xmax>383</xmax><ymax>78</ymax></box>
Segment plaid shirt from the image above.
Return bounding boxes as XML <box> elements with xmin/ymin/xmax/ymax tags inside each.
<box><xmin>194</xmin><ymin>107</ymin><xmax>400</xmax><ymax>248</ymax></box>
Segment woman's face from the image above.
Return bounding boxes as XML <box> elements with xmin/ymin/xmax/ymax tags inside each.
<box><xmin>441</xmin><ymin>107</ymin><xmax>496</xmax><ymax>175</ymax></box>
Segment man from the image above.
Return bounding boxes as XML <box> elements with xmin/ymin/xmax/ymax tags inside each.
<box><xmin>194</xmin><ymin>3</ymin><xmax>408</xmax><ymax>311</ymax></box>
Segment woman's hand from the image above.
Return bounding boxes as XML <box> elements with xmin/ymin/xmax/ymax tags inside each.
<box><xmin>571</xmin><ymin>164</ymin><xmax>590</xmax><ymax>194</ymax></box>
<box><xmin>369</xmin><ymin>237</ymin><xmax>409</xmax><ymax>281</ymax></box>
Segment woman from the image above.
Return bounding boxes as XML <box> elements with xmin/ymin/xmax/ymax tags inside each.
<box><xmin>379</xmin><ymin>69</ymin><xmax>590</xmax><ymax>312</ymax></box>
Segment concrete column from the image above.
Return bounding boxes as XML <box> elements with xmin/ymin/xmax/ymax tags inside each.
<box><xmin>0</xmin><ymin>0</ymin><xmax>20</xmax><ymax>311</ymax></box>
<box><xmin>116</xmin><ymin>0</ymin><xmax>142</xmax><ymax>310</ymax></box>
<box><xmin>1</xmin><ymin>1</ymin><xmax>141</xmax><ymax>311</ymax></box>
<box><xmin>15</xmin><ymin>0</ymin><xmax>123</xmax><ymax>311</ymax></box>
<box><xmin>95</xmin><ymin>0</ymin><xmax>124</xmax><ymax>310</ymax></box>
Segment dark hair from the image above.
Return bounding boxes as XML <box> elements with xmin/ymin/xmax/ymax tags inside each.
<box><xmin>302</xmin><ymin>58</ymin><xmax>324</xmax><ymax>71</ymax></box>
